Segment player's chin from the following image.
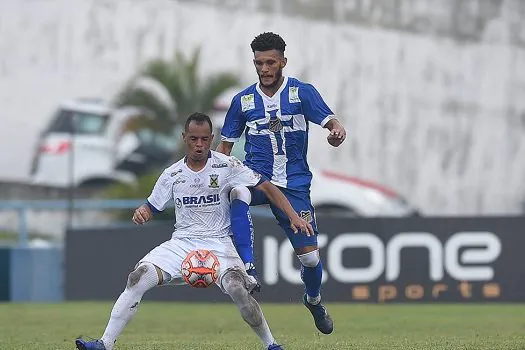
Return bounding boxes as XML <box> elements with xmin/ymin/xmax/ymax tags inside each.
<box><xmin>260</xmin><ymin>78</ymin><xmax>277</xmax><ymax>87</ymax></box>
<box><xmin>193</xmin><ymin>151</ymin><xmax>205</xmax><ymax>159</ymax></box>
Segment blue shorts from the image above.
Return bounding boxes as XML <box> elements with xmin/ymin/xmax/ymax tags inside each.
<box><xmin>250</xmin><ymin>186</ymin><xmax>319</xmax><ymax>249</ymax></box>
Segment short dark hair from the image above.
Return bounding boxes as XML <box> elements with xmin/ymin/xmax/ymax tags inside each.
<box><xmin>184</xmin><ymin>112</ymin><xmax>213</xmax><ymax>132</ymax></box>
<box><xmin>251</xmin><ymin>32</ymin><xmax>286</xmax><ymax>54</ymax></box>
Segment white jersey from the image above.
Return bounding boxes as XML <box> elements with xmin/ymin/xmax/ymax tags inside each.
<box><xmin>147</xmin><ymin>151</ymin><xmax>263</xmax><ymax>239</ymax></box>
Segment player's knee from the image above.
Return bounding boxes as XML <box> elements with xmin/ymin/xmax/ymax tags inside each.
<box><xmin>222</xmin><ymin>269</ymin><xmax>248</xmax><ymax>298</ymax></box>
<box><xmin>126</xmin><ymin>262</ymin><xmax>161</xmax><ymax>289</ymax></box>
<box><xmin>229</xmin><ymin>186</ymin><xmax>251</xmax><ymax>204</ymax></box>
<box><xmin>298</xmin><ymin>249</ymin><xmax>320</xmax><ymax>267</ymax></box>
<box><xmin>127</xmin><ymin>264</ymin><xmax>149</xmax><ymax>288</ymax></box>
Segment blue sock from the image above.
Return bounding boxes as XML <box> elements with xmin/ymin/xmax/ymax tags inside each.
<box><xmin>230</xmin><ymin>199</ymin><xmax>254</xmax><ymax>266</ymax></box>
<box><xmin>301</xmin><ymin>261</ymin><xmax>323</xmax><ymax>298</ymax></box>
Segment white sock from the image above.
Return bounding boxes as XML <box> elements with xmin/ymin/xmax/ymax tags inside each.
<box><xmin>222</xmin><ymin>270</ymin><xmax>276</xmax><ymax>347</ymax></box>
<box><xmin>251</xmin><ymin>311</ymin><xmax>276</xmax><ymax>347</ymax></box>
<box><xmin>101</xmin><ymin>263</ymin><xmax>160</xmax><ymax>350</ymax></box>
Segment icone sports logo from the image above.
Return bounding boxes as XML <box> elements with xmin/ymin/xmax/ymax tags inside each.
<box><xmin>263</xmin><ymin>231</ymin><xmax>502</xmax><ymax>285</ymax></box>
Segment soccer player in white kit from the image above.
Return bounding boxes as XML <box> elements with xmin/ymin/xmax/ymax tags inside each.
<box><xmin>75</xmin><ymin>112</ymin><xmax>314</xmax><ymax>350</ymax></box>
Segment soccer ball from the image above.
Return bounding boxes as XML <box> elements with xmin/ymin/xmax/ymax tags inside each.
<box><xmin>181</xmin><ymin>249</ymin><xmax>220</xmax><ymax>288</ymax></box>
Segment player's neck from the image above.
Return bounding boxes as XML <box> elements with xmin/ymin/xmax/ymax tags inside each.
<box><xmin>259</xmin><ymin>76</ymin><xmax>285</xmax><ymax>97</ymax></box>
<box><xmin>186</xmin><ymin>159</ymin><xmax>207</xmax><ymax>172</ymax></box>
<box><xmin>185</xmin><ymin>154</ymin><xmax>209</xmax><ymax>172</ymax></box>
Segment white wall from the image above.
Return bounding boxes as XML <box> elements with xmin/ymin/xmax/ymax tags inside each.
<box><xmin>1</xmin><ymin>0</ymin><xmax>524</xmax><ymax>215</ymax></box>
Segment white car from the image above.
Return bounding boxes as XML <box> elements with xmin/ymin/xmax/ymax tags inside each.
<box><xmin>31</xmin><ymin>98</ymin><xmax>178</xmax><ymax>188</ymax></box>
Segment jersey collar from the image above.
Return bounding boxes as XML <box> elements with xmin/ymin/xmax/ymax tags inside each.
<box><xmin>256</xmin><ymin>76</ymin><xmax>288</xmax><ymax>99</ymax></box>
<box><xmin>183</xmin><ymin>151</ymin><xmax>212</xmax><ymax>163</ymax></box>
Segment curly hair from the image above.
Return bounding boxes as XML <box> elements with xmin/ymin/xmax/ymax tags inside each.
<box><xmin>250</xmin><ymin>32</ymin><xmax>286</xmax><ymax>53</ymax></box>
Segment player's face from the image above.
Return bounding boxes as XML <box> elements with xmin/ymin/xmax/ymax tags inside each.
<box><xmin>253</xmin><ymin>50</ymin><xmax>287</xmax><ymax>89</ymax></box>
<box><xmin>183</xmin><ymin>121</ymin><xmax>214</xmax><ymax>162</ymax></box>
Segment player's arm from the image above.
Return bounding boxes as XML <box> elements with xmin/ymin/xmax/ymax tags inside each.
<box><xmin>133</xmin><ymin>169</ymin><xmax>173</xmax><ymax>225</ymax></box>
<box><xmin>301</xmin><ymin>84</ymin><xmax>346</xmax><ymax>147</ymax></box>
<box><xmin>218</xmin><ymin>94</ymin><xmax>246</xmax><ymax>156</ymax></box>
<box><xmin>255</xmin><ymin>181</ymin><xmax>314</xmax><ymax>236</ymax></box>
<box><xmin>216</xmin><ymin>141</ymin><xmax>234</xmax><ymax>156</ymax></box>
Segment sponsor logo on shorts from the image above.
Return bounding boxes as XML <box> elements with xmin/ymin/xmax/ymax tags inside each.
<box><xmin>300</xmin><ymin>210</ymin><xmax>313</xmax><ymax>223</ymax></box>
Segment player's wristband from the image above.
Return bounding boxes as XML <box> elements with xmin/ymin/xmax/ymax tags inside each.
<box><xmin>145</xmin><ymin>200</ymin><xmax>161</xmax><ymax>214</ymax></box>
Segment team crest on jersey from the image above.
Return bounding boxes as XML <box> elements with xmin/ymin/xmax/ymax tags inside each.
<box><xmin>175</xmin><ymin>198</ymin><xmax>182</xmax><ymax>209</ymax></box>
<box><xmin>269</xmin><ymin>118</ymin><xmax>283</xmax><ymax>132</ymax></box>
<box><xmin>241</xmin><ymin>94</ymin><xmax>255</xmax><ymax>112</ymax></box>
<box><xmin>289</xmin><ymin>87</ymin><xmax>300</xmax><ymax>103</ymax></box>
<box><xmin>300</xmin><ymin>210</ymin><xmax>313</xmax><ymax>223</ymax></box>
<box><xmin>209</xmin><ymin>174</ymin><xmax>219</xmax><ymax>188</ymax></box>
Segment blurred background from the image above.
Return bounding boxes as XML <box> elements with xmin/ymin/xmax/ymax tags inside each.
<box><xmin>0</xmin><ymin>0</ymin><xmax>524</xmax><ymax>305</ymax></box>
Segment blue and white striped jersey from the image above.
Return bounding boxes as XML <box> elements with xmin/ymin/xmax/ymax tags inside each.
<box><xmin>221</xmin><ymin>77</ymin><xmax>334</xmax><ymax>191</ymax></box>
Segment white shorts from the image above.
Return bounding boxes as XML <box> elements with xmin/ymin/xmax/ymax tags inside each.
<box><xmin>139</xmin><ymin>236</ymin><xmax>255</xmax><ymax>293</ymax></box>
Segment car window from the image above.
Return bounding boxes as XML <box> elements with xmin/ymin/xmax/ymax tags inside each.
<box><xmin>47</xmin><ymin>109</ymin><xmax>109</xmax><ymax>135</ymax></box>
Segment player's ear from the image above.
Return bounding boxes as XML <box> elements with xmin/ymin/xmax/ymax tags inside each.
<box><xmin>281</xmin><ymin>57</ymin><xmax>287</xmax><ymax>68</ymax></box>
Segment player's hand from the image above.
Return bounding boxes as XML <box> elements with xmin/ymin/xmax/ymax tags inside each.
<box><xmin>290</xmin><ymin>216</ymin><xmax>314</xmax><ymax>236</ymax></box>
<box><xmin>132</xmin><ymin>204</ymin><xmax>153</xmax><ymax>225</ymax></box>
<box><xmin>327</xmin><ymin>124</ymin><xmax>346</xmax><ymax>147</ymax></box>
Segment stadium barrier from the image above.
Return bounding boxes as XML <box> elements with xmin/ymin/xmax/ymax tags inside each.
<box><xmin>65</xmin><ymin>216</ymin><xmax>525</xmax><ymax>303</ymax></box>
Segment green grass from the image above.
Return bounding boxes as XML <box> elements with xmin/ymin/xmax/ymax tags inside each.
<box><xmin>1</xmin><ymin>302</ymin><xmax>525</xmax><ymax>349</ymax></box>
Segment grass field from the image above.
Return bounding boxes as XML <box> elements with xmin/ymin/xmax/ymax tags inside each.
<box><xmin>1</xmin><ymin>302</ymin><xmax>525</xmax><ymax>350</ymax></box>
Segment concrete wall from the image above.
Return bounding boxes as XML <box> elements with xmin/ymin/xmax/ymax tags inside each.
<box><xmin>1</xmin><ymin>0</ymin><xmax>525</xmax><ymax>215</ymax></box>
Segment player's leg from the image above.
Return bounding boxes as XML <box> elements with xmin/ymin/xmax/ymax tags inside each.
<box><xmin>229</xmin><ymin>186</ymin><xmax>268</xmax><ymax>286</ymax></box>
<box><xmin>269</xmin><ymin>189</ymin><xmax>333</xmax><ymax>335</ymax></box>
<box><xmin>75</xmin><ymin>262</ymin><xmax>169</xmax><ymax>350</ymax></box>
<box><xmin>221</xmin><ymin>269</ymin><xmax>282</xmax><ymax>350</ymax></box>
<box><xmin>210</xmin><ymin>237</ymin><xmax>282</xmax><ymax>350</ymax></box>
<box><xmin>230</xmin><ymin>186</ymin><xmax>255</xmax><ymax>268</ymax></box>
<box><xmin>76</xmin><ymin>238</ymin><xmax>186</xmax><ymax>350</ymax></box>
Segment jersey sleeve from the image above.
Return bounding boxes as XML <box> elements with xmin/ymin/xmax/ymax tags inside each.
<box><xmin>146</xmin><ymin>169</ymin><xmax>174</xmax><ymax>211</ymax></box>
<box><xmin>226</xmin><ymin>156</ymin><xmax>265</xmax><ymax>188</ymax></box>
<box><xmin>220</xmin><ymin>94</ymin><xmax>246</xmax><ymax>142</ymax></box>
<box><xmin>301</xmin><ymin>84</ymin><xmax>335</xmax><ymax>127</ymax></box>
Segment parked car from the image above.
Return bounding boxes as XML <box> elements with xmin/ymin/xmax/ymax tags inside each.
<box><xmin>30</xmin><ymin>98</ymin><xmax>178</xmax><ymax>188</ymax></box>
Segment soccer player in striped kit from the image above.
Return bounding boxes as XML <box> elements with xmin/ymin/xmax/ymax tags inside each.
<box><xmin>217</xmin><ymin>32</ymin><xmax>347</xmax><ymax>335</ymax></box>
